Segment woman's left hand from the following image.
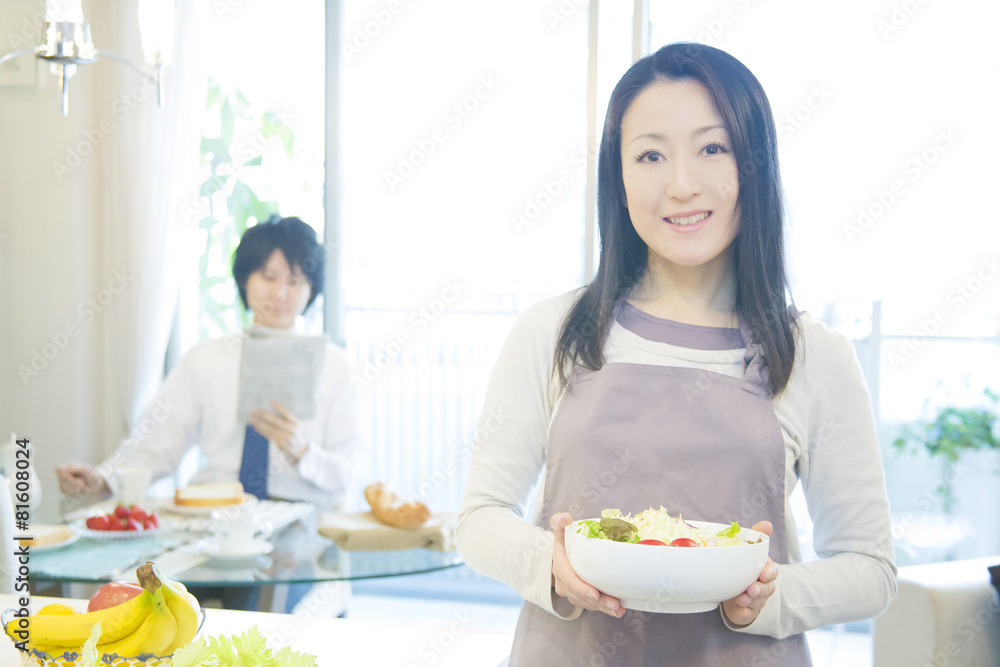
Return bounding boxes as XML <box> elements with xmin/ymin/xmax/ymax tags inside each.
<box><xmin>721</xmin><ymin>520</ymin><xmax>778</xmax><ymax>627</ymax></box>
<box><xmin>249</xmin><ymin>400</ymin><xmax>309</xmax><ymax>463</ymax></box>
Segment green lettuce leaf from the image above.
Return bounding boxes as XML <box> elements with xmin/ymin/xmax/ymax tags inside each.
<box><xmin>78</xmin><ymin>621</ymin><xmax>102</xmax><ymax>667</ymax></box>
<box><xmin>273</xmin><ymin>645</ymin><xmax>320</xmax><ymax>667</ymax></box>
<box><xmin>599</xmin><ymin>517</ymin><xmax>638</xmax><ymax>542</ymax></box>
<box><xmin>228</xmin><ymin>627</ymin><xmax>272</xmax><ymax>667</ymax></box>
<box><xmin>170</xmin><ymin>638</ymin><xmax>217</xmax><ymax>667</ymax></box>
<box><xmin>715</xmin><ymin>521</ymin><xmax>742</xmax><ymax>539</ymax></box>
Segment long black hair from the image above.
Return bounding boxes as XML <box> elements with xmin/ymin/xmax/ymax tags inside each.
<box><xmin>554</xmin><ymin>42</ymin><xmax>797</xmax><ymax>396</ymax></box>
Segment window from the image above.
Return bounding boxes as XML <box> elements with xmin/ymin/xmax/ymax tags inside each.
<box><xmin>182</xmin><ymin>0</ymin><xmax>327</xmax><ymax>348</ymax></box>
<box><xmin>648</xmin><ymin>1</ymin><xmax>1000</xmax><ymax>565</ymax></box>
<box><xmin>336</xmin><ymin>0</ymin><xmax>602</xmax><ymax>511</ymax></box>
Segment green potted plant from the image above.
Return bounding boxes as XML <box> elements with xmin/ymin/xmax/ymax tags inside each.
<box><xmin>893</xmin><ymin>386</ymin><xmax>1000</xmax><ymax>512</ymax></box>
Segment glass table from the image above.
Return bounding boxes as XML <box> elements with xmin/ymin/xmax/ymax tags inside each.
<box><xmin>27</xmin><ymin>501</ymin><xmax>463</xmax><ymax>612</ymax></box>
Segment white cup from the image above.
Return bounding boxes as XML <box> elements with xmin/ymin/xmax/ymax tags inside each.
<box><xmin>115</xmin><ymin>467</ymin><xmax>151</xmax><ymax>506</ymax></box>
<box><xmin>211</xmin><ymin>508</ymin><xmax>273</xmax><ymax>553</ymax></box>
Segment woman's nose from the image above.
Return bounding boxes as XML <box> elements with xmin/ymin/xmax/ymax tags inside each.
<box><xmin>666</xmin><ymin>157</ymin><xmax>702</xmax><ymax>201</ymax></box>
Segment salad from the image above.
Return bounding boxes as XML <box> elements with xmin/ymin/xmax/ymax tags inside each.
<box><xmin>575</xmin><ymin>508</ymin><xmax>761</xmax><ymax>547</ymax></box>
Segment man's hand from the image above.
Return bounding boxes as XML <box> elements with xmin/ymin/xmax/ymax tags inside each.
<box><xmin>249</xmin><ymin>400</ymin><xmax>310</xmax><ymax>463</ymax></box>
<box><xmin>551</xmin><ymin>512</ymin><xmax>625</xmax><ymax>618</ymax></box>
<box><xmin>55</xmin><ymin>462</ymin><xmax>111</xmax><ymax>500</ymax></box>
<box><xmin>721</xmin><ymin>520</ymin><xmax>778</xmax><ymax>627</ymax></box>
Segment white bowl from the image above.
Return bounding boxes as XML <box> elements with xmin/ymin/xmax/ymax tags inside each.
<box><xmin>564</xmin><ymin>519</ymin><xmax>769</xmax><ymax>613</ymax></box>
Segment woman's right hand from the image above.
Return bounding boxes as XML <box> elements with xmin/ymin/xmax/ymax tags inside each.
<box><xmin>55</xmin><ymin>462</ymin><xmax>111</xmax><ymax>501</ymax></box>
<box><xmin>551</xmin><ymin>512</ymin><xmax>625</xmax><ymax>618</ymax></box>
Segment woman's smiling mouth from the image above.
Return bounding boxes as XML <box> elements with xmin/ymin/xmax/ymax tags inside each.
<box><xmin>665</xmin><ymin>211</ymin><xmax>711</xmax><ymax>227</ymax></box>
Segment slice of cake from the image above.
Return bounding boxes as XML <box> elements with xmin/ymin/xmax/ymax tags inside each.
<box><xmin>18</xmin><ymin>524</ymin><xmax>75</xmax><ymax>548</ymax></box>
<box><xmin>174</xmin><ymin>481</ymin><xmax>245</xmax><ymax>507</ymax></box>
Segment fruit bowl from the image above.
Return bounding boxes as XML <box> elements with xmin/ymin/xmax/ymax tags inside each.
<box><xmin>3</xmin><ymin>563</ymin><xmax>206</xmax><ymax>667</ymax></box>
<box><xmin>564</xmin><ymin>518</ymin><xmax>770</xmax><ymax>613</ymax></box>
<box><xmin>2</xmin><ymin>607</ymin><xmax>206</xmax><ymax>667</ymax></box>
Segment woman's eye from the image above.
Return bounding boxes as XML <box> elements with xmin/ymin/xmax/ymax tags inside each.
<box><xmin>636</xmin><ymin>150</ymin><xmax>663</xmax><ymax>163</ymax></box>
<box><xmin>703</xmin><ymin>142</ymin><xmax>729</xmax><ymax>156</ymax></box>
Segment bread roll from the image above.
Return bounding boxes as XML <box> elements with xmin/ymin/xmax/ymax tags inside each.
<box><xmin>364</xmin><ymin>483</ymin><xmax>430</xmax><ymax>529</ymax></box>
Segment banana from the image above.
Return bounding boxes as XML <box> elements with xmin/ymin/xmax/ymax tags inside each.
<box><xmin>152</xmin><ymin>564</ymin><xmax>202</xmax><ymax>653</ymax></box>
<box><xmin>24</xmin><ymin>605</ymin><xmax>81</xmax><ymax>657</ymax></box>
<box><xmin>97</xmin><ymin>584</ymin><xmax>176</xmax><ymax>658</ymax></box>
<box><xmin>5</xmin><ymin>589</ymin><xmax>153</xmax><ymax>647</ymax></box>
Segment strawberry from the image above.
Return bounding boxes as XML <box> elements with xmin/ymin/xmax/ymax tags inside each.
<box><xmin>126</xmin><ymin>517</ymin><xmax>143</xmax><ymax>532</ymax></box>
<box><xmin>113</xmin><ymin>505</ymin><xmax>129</xmax><ymax>520</ymax></box>
<box><xmin>145</xmin><ymin>513</ymin><xmax>159</xmax><ymax>529</ymax></box>
<box><xmin>142</xmin><ymin>516</ymin><xmax>156</xmax><ymax>530</ymax></box>
<box><xmin>128</xmin><ymin>506</ymin><xmax>147</xmax><ymax>523</ymax></box>
<box><xmin>85</xmin><ymin>515</ymin><xmax>109</xmax><ymax>530</ymax></box>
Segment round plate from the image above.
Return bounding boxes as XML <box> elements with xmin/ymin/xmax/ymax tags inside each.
<box><xmin>198</xmin><ymin>538</ymin><xmax>274</xmax><ymax>560</ymax></box>
<box><xmin>29</xmin><ymin>530</ymin><xmax>81</xmax><ymax>553</ymax></box>
<box><xmin>160</xmin><ymin>493</ymin><xmax>258</xmax><ymax>516</ymax></box>
<box><xmin>71</xmin><ymin>518</ymin><xmax>172</xmax><ymax>541</ymax></box>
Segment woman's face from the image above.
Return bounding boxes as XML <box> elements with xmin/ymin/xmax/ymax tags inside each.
<box><xmin>244</xmin><ymin>248</ymin><xmax>312</xmax><ymax>329</ymax></box>
<box><xmin>620</xmin><ymin>78</ymin><xmax>740</xmax><ymax>274</ymax></box>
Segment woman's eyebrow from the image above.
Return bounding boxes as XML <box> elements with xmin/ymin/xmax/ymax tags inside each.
<box><xmin>628</xmin><ymin>124</ymin><xmax>727</xmax><ymax>145</ymax></box>
<box><xmin>693</xmin><ymin>123</ymin><xmax>726</xmax><ymax>135</ymax></box>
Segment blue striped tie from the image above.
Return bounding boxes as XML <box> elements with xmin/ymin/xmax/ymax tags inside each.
<box><xmin>239</xmin><ymin>425</ymin><xmax>269</xmax><ymax>500</ymax></box>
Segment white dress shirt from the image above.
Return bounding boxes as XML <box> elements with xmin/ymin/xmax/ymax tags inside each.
<box><xmin>98</xmin><ymin>330</ymin><xmax>367</xmax><ymax>511</ymax></box>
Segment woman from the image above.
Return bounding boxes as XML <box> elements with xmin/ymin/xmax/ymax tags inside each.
<box><xmin>57</xmin><ymin>216</ymin><xmax>365</xmax><ymax>512</ymax></box>
<box><xmin>457</xmin><ymin>43</ymin><xmax>896</xmax><ymax>665</ymax></box>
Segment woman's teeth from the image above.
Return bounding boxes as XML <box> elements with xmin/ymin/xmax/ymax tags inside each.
<box><xmin>666</xmin><ymin>212</ymin><xmax>710</xmax><ymax>226</ymax></box>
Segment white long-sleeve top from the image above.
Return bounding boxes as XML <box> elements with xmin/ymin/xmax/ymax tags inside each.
<box><xmin>97</xmin><ymin>332</ymin><xmax>367</xmax><ymax>511</ymax></box>
<box><xmin>457</xmin><ymin>291</ymin><xmax>897</xmax><ymax>638</ymax></box>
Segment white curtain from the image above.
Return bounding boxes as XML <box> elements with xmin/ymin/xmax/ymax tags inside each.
<box><xmin>95</xmin><ymin>0</ymin><xmax>206</xmax><ymax>448</ymax></box>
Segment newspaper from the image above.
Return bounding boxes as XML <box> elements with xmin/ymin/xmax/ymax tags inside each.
<box><xmin>236</xmin><ymin>328</ymin><xmax>326</xmax><ymax>422</ymax></box>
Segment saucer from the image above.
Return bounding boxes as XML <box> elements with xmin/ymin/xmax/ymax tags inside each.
<box><xmin>199</xmin><ymin>538</ymin><xmax>273</xmax><ymax>561</ymax></box>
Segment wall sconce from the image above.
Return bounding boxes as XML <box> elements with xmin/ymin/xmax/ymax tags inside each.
<box><xmin>0</xmin><ymin>0</ymin><xmax>175</xmax><ymax>116</ymax></box>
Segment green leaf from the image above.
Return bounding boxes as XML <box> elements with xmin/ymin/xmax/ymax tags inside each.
<box><xmin>170</xmin><ymin>638</ymin><xmax>217</xmax><ymax>667</ymax></box>
<box><xmin>205</xmin><ymin>81</ymin><xmax>222</xmax><ymax>109</ymax></box>
<box><xmin>200</xmin><ymin>137</ymin><xmax>232</xmax><ymax>167</ymax></box>
<box><xmin>273</xmin><ymin>645</ymin><xmax>319</xmax><ymax>667</ymax></box>
<box><xmin>599</xmin><ymin>517</ymin><xmax>638</xmax><ymax>542</ymax></box>
<box><xmin>716</xmin><ymin>521</ymin><xmax>742</xmax><ymax>539</ymax></box>
<box><xmin>228</xmin><ymin>626</ymin><xmax>272</xmax><ymax>667</ymax></box>
<box><xmin>78</xmin><ymin>621</ymin><xmax>102</xmax><ymax>667</ymax></box>
<box><xmin>208</xmin><ymin>634</ymin><xmax>239</xmax><ymax>666</ymax></box>
<box><xmin>219</xmin><ymin>97</ymin><xmax>237</xmax><ymax>145</ymax></box>
<box><xmin>228</xmin><ymin>180</ymin><xmax>260</xmax><ymax>234</ymax></box>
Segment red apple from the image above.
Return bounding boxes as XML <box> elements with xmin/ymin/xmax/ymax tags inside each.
<box><xmin>87</xmin><ymin>581</ymin><xmax>143</xmax><ymax>612</ymax></box>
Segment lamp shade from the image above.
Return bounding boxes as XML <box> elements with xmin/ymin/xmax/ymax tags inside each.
<box><xmin>138</xmin><ymin>0</ymin><xmax>175</xmax><ymax>67</ymax></box>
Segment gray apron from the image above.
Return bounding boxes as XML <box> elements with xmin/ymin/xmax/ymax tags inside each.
<box><xmin>509</xmin><ymin>314</ymin><xmax>811</xmax><ymax>666</ymax></box>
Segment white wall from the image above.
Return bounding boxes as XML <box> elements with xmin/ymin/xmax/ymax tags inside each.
<box><xmin>0</xmin><ymin>2</ymin><xmax>158</xmax><ymax>522</ymax></box>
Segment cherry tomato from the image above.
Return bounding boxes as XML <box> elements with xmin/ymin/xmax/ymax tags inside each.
<box><xmin>637</xmin><ymin>539</ymin><xmax>668</xmax><ymax>546</ymax></box>
<box><xmin>669</xmin><ymin>538</ymin><xmax>699</xmax><ymax>547</ymax></box>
